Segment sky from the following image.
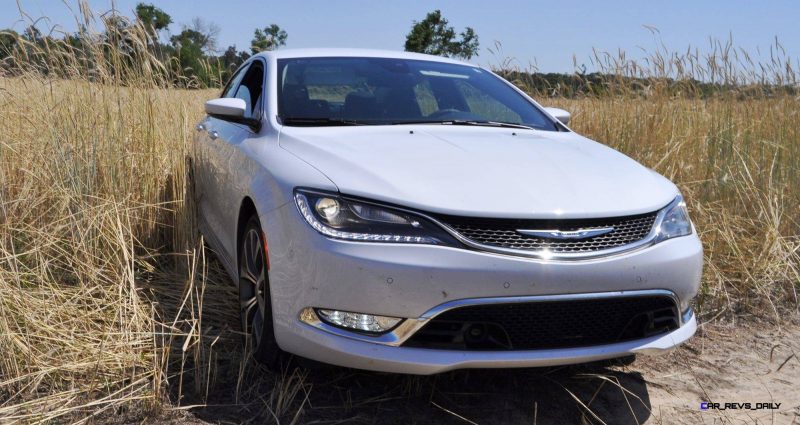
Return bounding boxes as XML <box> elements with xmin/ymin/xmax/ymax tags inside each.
<box><xmin>2</xmin><ymin>0</ymin><xmax>799</xmax><ymax>73</ymax></box>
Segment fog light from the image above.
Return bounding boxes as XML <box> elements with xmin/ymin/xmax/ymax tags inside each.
<box><xmin>316</xmin><ymin>308</ymin><xmax>402</xmax><ymax>333</ymax></box>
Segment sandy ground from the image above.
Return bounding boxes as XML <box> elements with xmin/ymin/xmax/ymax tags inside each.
<box><xmin>143</xmin><ymin>315</ymin><xmax>799</xmax><ymax>425</ymax></box>
<box><xmin>636</xmin><ymin>319</ymin><xmax>800</xmax><ymax>425</ymax></box>
<box><xmin>123</xmin><ymin>264</ymin><xmax>800</xmax><ymax>425</ymax></box>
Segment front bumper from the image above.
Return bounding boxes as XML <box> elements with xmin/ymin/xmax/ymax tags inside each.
<box><xmin>261</xmin><ymin>202</ymin><xmax>703</xmax><ymax>374</ymax></box>
<box><xmin>284</xmin><ymin>309</ymin><xmax>696</xmax><ymax>374</ymax></box>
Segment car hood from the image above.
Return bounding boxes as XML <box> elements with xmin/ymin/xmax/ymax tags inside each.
<box><xmin>278</xmin><ymin>125</ymin><xmax>677</xmax><ymax>218</ymax></box>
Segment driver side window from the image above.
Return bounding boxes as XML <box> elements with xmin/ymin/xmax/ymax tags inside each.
<box><xmin>222</xmin><ymin>64</ymin><xmax>248</xmax><ymax>99</ymax></box>
<box><xmin>234</xmin><ymin>61</ymin><xmax>265</xmax><ymax>120</ymax></box>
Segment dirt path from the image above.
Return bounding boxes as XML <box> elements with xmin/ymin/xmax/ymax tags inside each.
<box><xmin>139</xmin><ymin>270</ymin><xmax>800</xmax><ymax>425</ymax></box>
<box><xmin>638</xmin><ymin>319</ymin><xmax>800</xmax><ymax>424</ymax></box>
<box><xmin>147</xmin><ymin>318</ymin><xmax>799</xmax><ymax>425</ymax></box>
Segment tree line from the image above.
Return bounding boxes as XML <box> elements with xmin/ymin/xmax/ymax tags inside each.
<box><xmin>0</xmin><ymin>3</ymin><xmax>293</xmax><ymax>87</ymax></box>
<box><xmin>6</xmin><ymin>4</ymin><xmax>767</xmax><ymax>98</ymax></box>
<box><xmin>0</xmin><ymin>5</ymin><xmax>479</xmax><ymax>89</ymax></box>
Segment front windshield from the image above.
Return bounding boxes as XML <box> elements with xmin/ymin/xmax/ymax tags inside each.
<box><xmin>277</xmin><ymin>57</ymin><xmax>559</xmax><ymax>131</ymax></box>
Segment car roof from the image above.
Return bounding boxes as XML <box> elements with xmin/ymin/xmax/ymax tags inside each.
<box><xmin>253</xmin><ymin>48</ymin><xmax>478</xmax><ymax>67</ymax></box>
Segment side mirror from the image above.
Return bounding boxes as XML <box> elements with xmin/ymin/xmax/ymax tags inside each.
<box><xmin>544</xmin><ymin>107</ymin><xmax>570</xmax><ymax>125</ymax></box>
<box><xmin>205</xmin><ymin>98</ymin><xmax>246</xmax><ymax>118</ymax></box>
<box><xmin>205</xmin><ymin>98</ymin><xmax>261</xmax><ymax>131</ymax></box>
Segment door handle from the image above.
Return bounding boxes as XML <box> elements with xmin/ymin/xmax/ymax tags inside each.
<box><xmin>196</xmin><ymin>123</ymin><xmax>205</xmax><ymax>131</ymax></box>
<box><xmin>209</xmin><ymin>130</ymin><xmax>219</xmax><ymax>140</ymax></box>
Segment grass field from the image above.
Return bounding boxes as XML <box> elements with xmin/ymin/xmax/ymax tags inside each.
<box><xmin>1</xmin><ymin>13</ymin><xmax>799</xmax><ymax>424</ymax></box>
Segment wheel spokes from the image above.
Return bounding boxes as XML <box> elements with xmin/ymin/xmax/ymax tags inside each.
<box><xmin>247</xmin><ymin>230</ymin><xmax>263</xmax><ymax>273</ymax></box>
<box><xmin>240</xmin><ymin>228</ymin><xmax>268</xmax><ymax>348</ymax></box>
<box><xmin>241</xmin><ymin>295</ymin><xmax>258</xmax><ymax>314</ymax></box>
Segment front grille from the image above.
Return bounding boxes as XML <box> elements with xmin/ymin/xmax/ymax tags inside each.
<box><xmin>404</xmin><ymin>296</ymin><xmax>679</xmax><ymax>351</ymax></box>
<box><xmin>438</xmin><ymin>212</ymin><xmax>658</xmax><ymax>254</ymax></box>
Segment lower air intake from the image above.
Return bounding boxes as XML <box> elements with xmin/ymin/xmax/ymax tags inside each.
<box><xmin>404</xmin><ymin>296</ymin><xmax>679</xmax><ymax>351</ymax></box>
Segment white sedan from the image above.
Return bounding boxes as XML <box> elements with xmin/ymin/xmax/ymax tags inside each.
<box><xmin>193</xmin><ymin>48</ymin><xmax>702</xmax><ymax>374</ymax></box>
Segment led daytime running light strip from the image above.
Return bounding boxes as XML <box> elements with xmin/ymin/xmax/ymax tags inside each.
<box><xmin>295</xmin><ymin>193</ymin><xmax>438</xmax><ymax>243</ymax></box>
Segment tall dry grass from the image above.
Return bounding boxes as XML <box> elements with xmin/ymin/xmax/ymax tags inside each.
<box><xmin>0</xmin><ymin>4</ymin><xmax>798</xmax><ymax>423</ymax></box>
<box><xmin>498</xmin><ymin>34</ymin><xmax>800</xmax><ymax>320</ymax></box>
<box><xmin>0</xmin><ymin>6</ymin><xmax>310</xmax><ymax>423</ymax></box>
<box><xmin>558</xmin><ymin>97</ymin><xmax>800</xmax><ymax>321</ymax></box>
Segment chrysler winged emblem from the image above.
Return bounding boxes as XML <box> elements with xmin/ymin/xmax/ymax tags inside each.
<box><xmin>516</xmin><ymin>227</ymin><xmax>615</xmax><ymax>240</ymax></box>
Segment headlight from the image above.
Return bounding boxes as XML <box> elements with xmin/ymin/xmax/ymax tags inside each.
<box><xmin>294</xmin><ymin>190</ymin><xmax>459</xmax><ymax>245</ymax></box>
<box><xmin>655</xmin><ymin>196</ymin><xmax>693</xmax><ymax>243</ymax></box>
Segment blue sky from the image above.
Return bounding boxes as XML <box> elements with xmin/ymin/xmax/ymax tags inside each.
<box><xmin>3</xmin><ymin>0</ymin><xmax>799</xmax><ymax>73</ymax></box>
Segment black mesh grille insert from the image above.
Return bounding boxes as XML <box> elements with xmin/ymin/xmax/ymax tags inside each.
<box><xmin>404</xmin><ymin>296</ymin><xmax>679</xmax><ymax>351</ymax></box>
<box><xmin>438</xmin><ymin>212</ymin><xmax>658</xmax><ymax>253</ymax></box>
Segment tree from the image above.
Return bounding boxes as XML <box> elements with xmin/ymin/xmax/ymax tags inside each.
<box><xmin>134</xmin><ymin>3</ymin><xmax>171</xmax><ymax>39</ymax></box>
<box><xmin>221</xmin><ymin>45</ymin><xmax>250</xmax><ymax>69</ymax></box>
<box><xmin>21</xmin><ymin>25</ymin><xmax>43</xmax><ymax>44</ymax></box>
<box><xmin>171</xmin><ymin>28</ymin><xmax>211</xmax><ymax>84</ymax></box>
<box><xmin>217</xmin><ymin>45</ymin><xmax>250</xmax><ymax>83</ymax></box>
<box><xmin>250</xmin><ymin>24</ymin><xmax>287</xmax><ymax>54</ymax></box>
<box><xmin>102</xmin><ymin>14</ymin><xmax>134</xmax><ymax>54</ymax></box>
<box><xmin>404</xmin><ymin>10</ymin><xmax>479</xmax><ymax>60</ymax></box>
<box><xmin>188</xmin><ymin>18</ymin><xmax>220</xmax><ymax>54</ymax></box>
<box><xmin>0</xmin><ymin>29</ymin><xmax>19</xmax><ymax>60</ymax></box>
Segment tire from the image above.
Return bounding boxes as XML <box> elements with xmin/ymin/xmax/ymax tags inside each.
<box><xmin>238</xmin><ymin>215</ymin><xmax>281</xmax><ymax>366</ymax></box>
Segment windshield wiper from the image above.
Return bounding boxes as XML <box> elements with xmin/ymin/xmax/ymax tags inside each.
<box><xmin>281</xmin><ymin>117</ymin><xmax>537</xmax><ymax>130</ymax></box>
<box><xmin>281</xmin><ymin>117</ymin><xmax>365</xmax><ymax>126</ymax></box>
<box><xmin>472</xmin><ymin>121</ymin><xmax>537</xmax><ymax>130</ymax></box>
<box><xmin>391</xmin><ymin>119</ymin><xmax>536</xmax><ymax>130</ymax></box>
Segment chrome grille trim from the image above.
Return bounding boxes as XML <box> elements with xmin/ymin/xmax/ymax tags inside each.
<box><xmin>424</xmin><ymin>199</ymin><xmax>677</xmax><ymax>261</ymax></box>
<box><xmin>315</xmin><ymin>190</ymin><xmax>680</xmax><ymax>261</ymax></box>
<box><xmin>444</xmin><ymin>213</ymin><xmax>657</xmax><ymax>252</ymax></box>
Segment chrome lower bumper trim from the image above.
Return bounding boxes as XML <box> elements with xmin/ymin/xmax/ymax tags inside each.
<box><xmin>682</xmin><ymin>306</ymin><xmax>694</xmax><ymax>324</ymax></box>
<box><xmin>299</xmin><ymin>289</ymin><xmax>683</xmax><ymax>347</ymax></box>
